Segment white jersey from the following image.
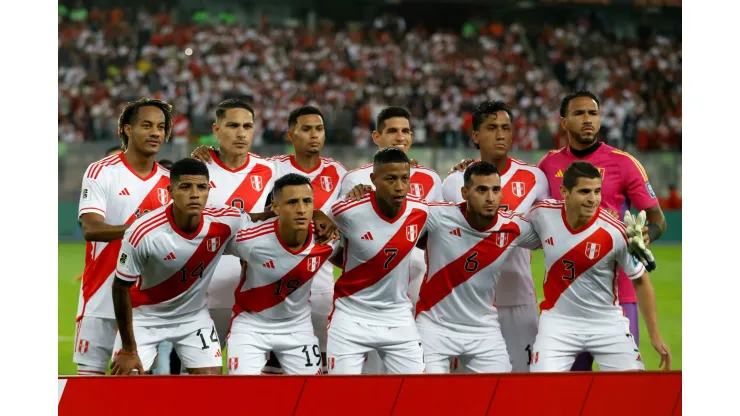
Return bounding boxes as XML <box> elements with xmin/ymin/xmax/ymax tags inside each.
<box><xmin>416</xmin><ymin>203</ymin><xmax>541</xmax><ymax>338</ymax></box>
<box><xmin>225</xmin><ymin>217</ymin><xmax>341</xmax><ymax>334</ymax></box>
<box><xmin>329</xmin><ymin>192</ymin><xmax>429</xmax><ymax>326</ymax></box>
<box><xmin>77</xmin><ymin>153</ymin><xmax>171</xmax><ymax>320</ymax></box>
<box><xmin>205</xmin><ymin>150</ymin><xmax>275</xmax><ymax>211</ymax></box>
<box><xmin>115</xmin><ymin>204</ymin><xmax>249</xmax><ymax>324</ymax></box>
<box><xmin>340</xmin><ymin>163</ymin><xmax>444</xmax><ymax>202</ymax></box>
<box><xmin>442</xmin><ymin>157</ymin><xmax>550</xmax><ymax>306</ymax></box>
<box><xmin>267</xmin><ymin>154</ymin><xmax>347</xmax><ymax>293</ymax></box>
<box><xmin>526</xmin><ymin>200</ymin><xmax>645</xmax><ymax>333</ymax></box>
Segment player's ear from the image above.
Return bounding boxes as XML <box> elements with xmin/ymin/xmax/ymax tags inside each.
<box><xmin>286</xmin><ymin>128</ymin><xmax>294</xmax><ymax>143</ymax></box>
<box><xmin>167</xmin><ymin>183</ymin><xmax>174</xmax><ymax>198</ymax></box>
<box><xmin>559</xmin><ymin>117</ymin><xmax>567</xmax><ymax>132</ymax></box>
<box><xmin>461</xmin><ymin>186</ymin><xmax>468</xmax><ymax>201</ymax></box>
<box><xmin>124</xmin><ymin>124</ymin><xmax>133</xmax><ymax>141</ymax></box>
<box><xmin>211</xmin><ymin>122</ymin><xmax>219</xmax><ymax>135</ymax></box>
<box><xmin>559</xmin><ymin>185</ymin><xmax>568</xmax><ymax>200</ymax></box>
<box><xmin>471</xmin><ymin>130</ymin><xmax>479</xmax><ymax>146</ymax></box>
<box><xmin>371</xmin><ymin>130</ymin><xmax>381</xmax><ymax>146</ymax></box>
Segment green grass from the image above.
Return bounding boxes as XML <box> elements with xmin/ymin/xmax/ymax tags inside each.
<box><xmin>58</xmin><ymin>243</ymin><xmax>681</xmax><ymax>375</ymax></box>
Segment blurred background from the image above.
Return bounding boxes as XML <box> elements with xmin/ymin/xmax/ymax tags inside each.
<box><xmin>58</xmin><ymin>0</ymin><xmax>681</xmax><ymax>374</ymax></box>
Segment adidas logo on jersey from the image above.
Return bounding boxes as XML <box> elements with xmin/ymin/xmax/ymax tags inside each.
<box><xmin>360</xmin><ymin>232</ymin><xmax>374</xmax><ymax>241</ymax></box>
<box><xmin>163</xmin><ymin>252</ymin><xmax>176</xmax><ymax>260</ymax></box>
<box><xmin>263</xmin><ymin>260</ymin><xmax>275</xmax><ymax>268</ymax></box>
<box><xmin>545</xmin><ymin>237</ymin><xmax>554</xmax><ymax>246</ymax></box>
<box><xmin>215</xmin><ymin>350</ymin><xmax>222</xmax><ymax>358</ymax></box>
<box><xmin>209</xmin><ymin>181</ymin><xmax>217</xmax><ymax>188</ymax></box>
<box><xmin>119</xmin><ymin>188</ymin><xmax>130</xmax><ymax>196</ymax></box>
<box><xmin>555</xmin><ymin>170</ymin><xmax>564</xmax><ymax>178</ymax></box>
<box><xmin>449</xmin><ymin>228</ymin><xmax>461</xmax><ymax>237</ymax></box>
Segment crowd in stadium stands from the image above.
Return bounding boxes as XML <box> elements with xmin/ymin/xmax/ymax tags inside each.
<box><xmin>58</xmin><ymin>7</ymin><xmax>681</xmax><ymax>152</ymax></box>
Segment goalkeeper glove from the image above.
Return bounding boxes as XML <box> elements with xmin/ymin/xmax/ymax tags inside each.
<box><xmin>623</xmin><ymin>211</ymin><xmax>657</xmax><ymax>272</ymax></box>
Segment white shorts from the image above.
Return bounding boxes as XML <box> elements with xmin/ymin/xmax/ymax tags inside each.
<box><xmin>228</xmin><ymin>328</ymin><xmax>322</xmax><ymax>375</ymax></box>
<box><xmin>207</xmin><ymin>255</ymin><xmax>242</xmax><ymax>310</ymax></box>
<box><xmin>208</xmin><ymin>307</ymin><xmax>232</xmax><ymax>348</ymax></box>
<box><xmin>530</xmin><ymin>322</ymin><xmax>645</xmax><ymax>372</ymax></box>
<box><xmin>309</xmin><ymin>290</ymin><xmax>332</xmax><ymax>354</ymax></box>
<box><xmin>73</xmin><ymin>316</ymin><xmax>117</xmax><ymax>373</ymax></box>
<box><xmin>419</xmin><ymin>325</ymin><xmax>511</xmax><ymax>374</ymax></box>
<box><xmin>327</xmin><ymin>317</ymin><xmax>424</xmax><ymax>375</ymax></box>
<box><xmin>498</xmin><ymin>303</ymin><xmax>539</xmax><ymax>372</ymax></box>
<box><xmin>112</xmin><ymin>311</ymin><xmax>223</xmax><ymax>372</ymax></box>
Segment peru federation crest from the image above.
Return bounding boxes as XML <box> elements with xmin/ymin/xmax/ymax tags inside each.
<box><xmin>585</xmin><ymin>242</ymin><xmax>601</xmax><ymax>260</ymax></box>
<box><xmin>207</xmin><ymin>237</ymin><xmax>221</xmax><ymax>253</ymax></box>
<box><xmin>409</xmin><ymin>183</ymin><xmax>425</xmax><ymax>198</ymax></box>
<box><xmin>511</xmin><ymin>182</ymin><xmax>526</xmax><ymax>198</ymax></box>
<box><xmin>307</xmin><ymin>256</ymin><xmax>321</xmax><ymax>273</ymax></box>
<box><xmin>406</xmin><ymin>225</ymin><xmax>418</xmax><ymax>242</ymax></box>
<box><xmin>320</xmin><ymin>176</ymin><xmax>333</xmax><ymax>192</ymax></box>
<box><xmin>157</xmin><ymin>188</ymin><xmax>170</xmax><ymax>205</ymax></box>
<box><xmin>495</xmin><ymin>233</ymin><xmax>509</xmax><ymax>248</ymax></box>
<box><xmin>251</xmin><ymin>176</ymin><xmax>263</xmax><ymax>191</ymax></box>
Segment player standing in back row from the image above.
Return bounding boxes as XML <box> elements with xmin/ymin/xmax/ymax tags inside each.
<box><xmin>339</xmin><ymin>106</ymin><xmax>442</xmax><ymax>374</ymax></box>
<box><xmin>526</xmin><ymin>161</ymin><xmax>670</xmax><ymax>371</ymax></box>
<box><xmin>75</xmin><ymin>98</ymin><xmax>173</xmax><ymax>375</ymax></box>
<box><xmin>192</xmin><ymin>99</ymin><xmax>276</xmax><ymax>346</ymax></box>
<box><xmin>443</xmin><ymin>101</ymin><xmax>549</xmax><ymax>372</ymax></box>
<box><xmin>327</xmin><ymin>148</ymin><xmax>428</xmax><ymax>374</ymax></box>
<box><xmin>537</xmin><ymin>90</ymin><xmax>667</xmax><ymax>371</ymax></box>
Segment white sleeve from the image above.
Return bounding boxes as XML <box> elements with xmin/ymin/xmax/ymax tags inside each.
<box><xmin>534</xmin><ymin>168</ymin><xmax>551</xmax><ymax>202</ymax></box>
<box><xmin>338</xmin><ymin>173</ymin><xmax>357</xmax><ymax>200</ymax></box>
<box><xmin>513</xmin><ymin>215</ymin><xmax>542</xmax><ymax>250</ymax></box>
<box><xmin>425</xmin><ymin>205</ymin><xmax>442</xmax><ymax>234</ymax></box>
<box><xmin>116</xmin><ymin>231</ymin><xmax>144</xmax><ymax>282</ymax></box>
<box><xmin>224</xmin><ymin>211</ymin><xmax>258</xmax><ymax>257</ymax></box>
<box><xmin>616</xmin><ymin>235</ymin><xmax>646</xmax><ymax>280</ymax></box>
<box><xmin>442</xmin><ymin>172</ymin><xmax>465</xmax><ymax>203</ymax></box>
<box><xmin>78</xmin><ymin>165</ymin><xmax>109</xmax><ymax>219</ymax></box>
<box><xmin>427</xmin><ymin>172</ymin><xmax>444</xmax><ymax>202</ymax></box>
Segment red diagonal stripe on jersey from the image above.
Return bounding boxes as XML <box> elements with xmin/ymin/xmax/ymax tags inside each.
<box><xmin>409</xmin><ymin>171</ymin><xmax>435</xmax><ymax>200</ymax></box>
<box><xmin>415</xmin><ymin>222</ymin><xmax>522</xmax><ymax>317</ymax></box>
<box><xmin>129</xmin><ymin>222</ymin><xmax>232</xmax><ymax>308</ymax></box>
<box><xmin>310</xmin><ymin>164</ymin><xmax>341</xmax><ymax>209</ymax></box>
<box><xmin>234</xmin><ymin>244</ymin><xmax>334</xmax><ymax>313</ymax></box>
<box><xmin>334</xmin><ymin>209</ymin><xmax>428</xmax><ymax>298</ymax></box>
<box><xmin>225</xmin><ymin>164</ymin><xmax>273</xmax><ymax>211</ymax></box>
<box><xmin>501</xmin><ymin>169</ymin><xmax>537</xmax><ymax>212</ymax></box>
<box><xmin>540</xmin><ymin>227</ymin><xmax>614</xmax><ymax>312</ymax></box>
<box><xmin>78</xmin><ymin>176</ymin><xmax>171</xmax><ymax>319</ymax></box>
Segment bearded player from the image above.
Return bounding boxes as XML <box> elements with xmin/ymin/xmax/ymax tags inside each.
<box><xmin>75</xmin><ymin>98</ymin><xmax>173</xmax><ymax>375</ymax></box>
<box><xmin>339</xmin><ymin>106</ymin><xmax>442</xmax><ymax>373</ymax></box>
<box><xmin>537</xmin><ymin>90</ymin><xmax>667</xmax><ymax>371</ymax></box>
<box><xmin>417</xmin><ymin>161</ymin><xmax>541</xmax><ymax>373</ymax></box>
<box><xmin>526</xmin><ymin>161</ymin><xmax>671</xmax><ymax>372</ymax></box>
<box><xmin>443</xmin><ymin>101</ymin><xmax>549</xmax><ymax>372</ymax></box>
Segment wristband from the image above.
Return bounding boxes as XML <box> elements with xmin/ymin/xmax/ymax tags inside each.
<box><xmin>647</xmin><ymin>223</ymin><xmax>661</xmax><ymax>242</ymax></box>
<box><xmin>117</xmin><ymin>350</ymin><xmax>138</xmax><ymax>356</ymax></box>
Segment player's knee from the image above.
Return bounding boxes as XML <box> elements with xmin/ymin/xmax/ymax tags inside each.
<box><xmin>77</xmin><ymin>363</ymin><xmax>106</xmax><ymax>375</ymax></box>
<box><xmin>187</xmin><ymin>366</ymin><xmax>222</xmax><ymax>375</ymax></box>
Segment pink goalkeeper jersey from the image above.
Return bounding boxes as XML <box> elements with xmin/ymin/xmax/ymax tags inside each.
<box><xmin>537</xmin><ymin>143</ymin><xmax>658</xmax><ymax>303</ymax></box>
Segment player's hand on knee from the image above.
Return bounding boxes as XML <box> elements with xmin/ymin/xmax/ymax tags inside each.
<box><xmin>345</xmin><ymin>185</ymin><xmax>372</xmax><ymax>201</ymax></box>
<box><xmin>651</xmin><ymin>338</ymin><xmax>671</xmax><ymax>371</ymax></box>
<box><xmin>449</xmin><ymin>159</ymin><xmax>474</xmax><ymax>174</ymax></box>
<box><xmin>190</xmin><ymin>146</ymin><xmax>215</xmax><ymax>163</ymax></box>
<box><xmin>111</xmin><ymin>351</ymin><xmax>145</xmax><ymax>375</ymax></box>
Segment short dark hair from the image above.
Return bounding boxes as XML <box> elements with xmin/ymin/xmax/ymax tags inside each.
<box><xmin>158</xmin><ymin>159</ymin><xmax>174</xmax><ymax>170</ymax></box>
<box><xmin>463</xmin><ymin>161</ymin><xmax>500</xmax><ymax>189</ymax></box>
<box><xmin>376</xmin><ymin>106</ymin><xmax>411</xmax><ymax>133</ymax></box>
<box><xmin>562</xmin><ymin>161</ymin><xmax>602</xmax><ymax>190</ymax></box>
<box><xmin>215</xmin><ymin>99</ymin><xmax>255</xmax><ymax>122</ymax></box>
<box><xmin>560</xmin><ymin>90</ymin><xmax>600</xmax><ymax>117</ymax></box>
<box><xmin>373</xmin><ymin>147</ymin><xmax>410</xmax><ymax>170</ymax></box>
<box><xmin>472</xmin><ymin>101</ymin><xmax>513</xmax><ymax>131</ymax></box>
<box><xmin>106</xmin><ymin>145</ymin><xmax>123</xmax><ymax>156</ymax></box>
<box><xmin>288</xmin><ymin>106</ymin><xmax>324</xmax><ymax>129</ymax></box>
<box><xmin>170</xmin><ymin>158</ymin><xmax>209</xmax><ymax>184</ymax></box>
<box><xmin>272</xmin><ymin>173</ymin><xmax>313</xmax><ymax>200</ymax></box>
<box><xmin>118</xmin><ymin>98</ymin><xmax>173</xmax><ymax>150</ymax></box>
